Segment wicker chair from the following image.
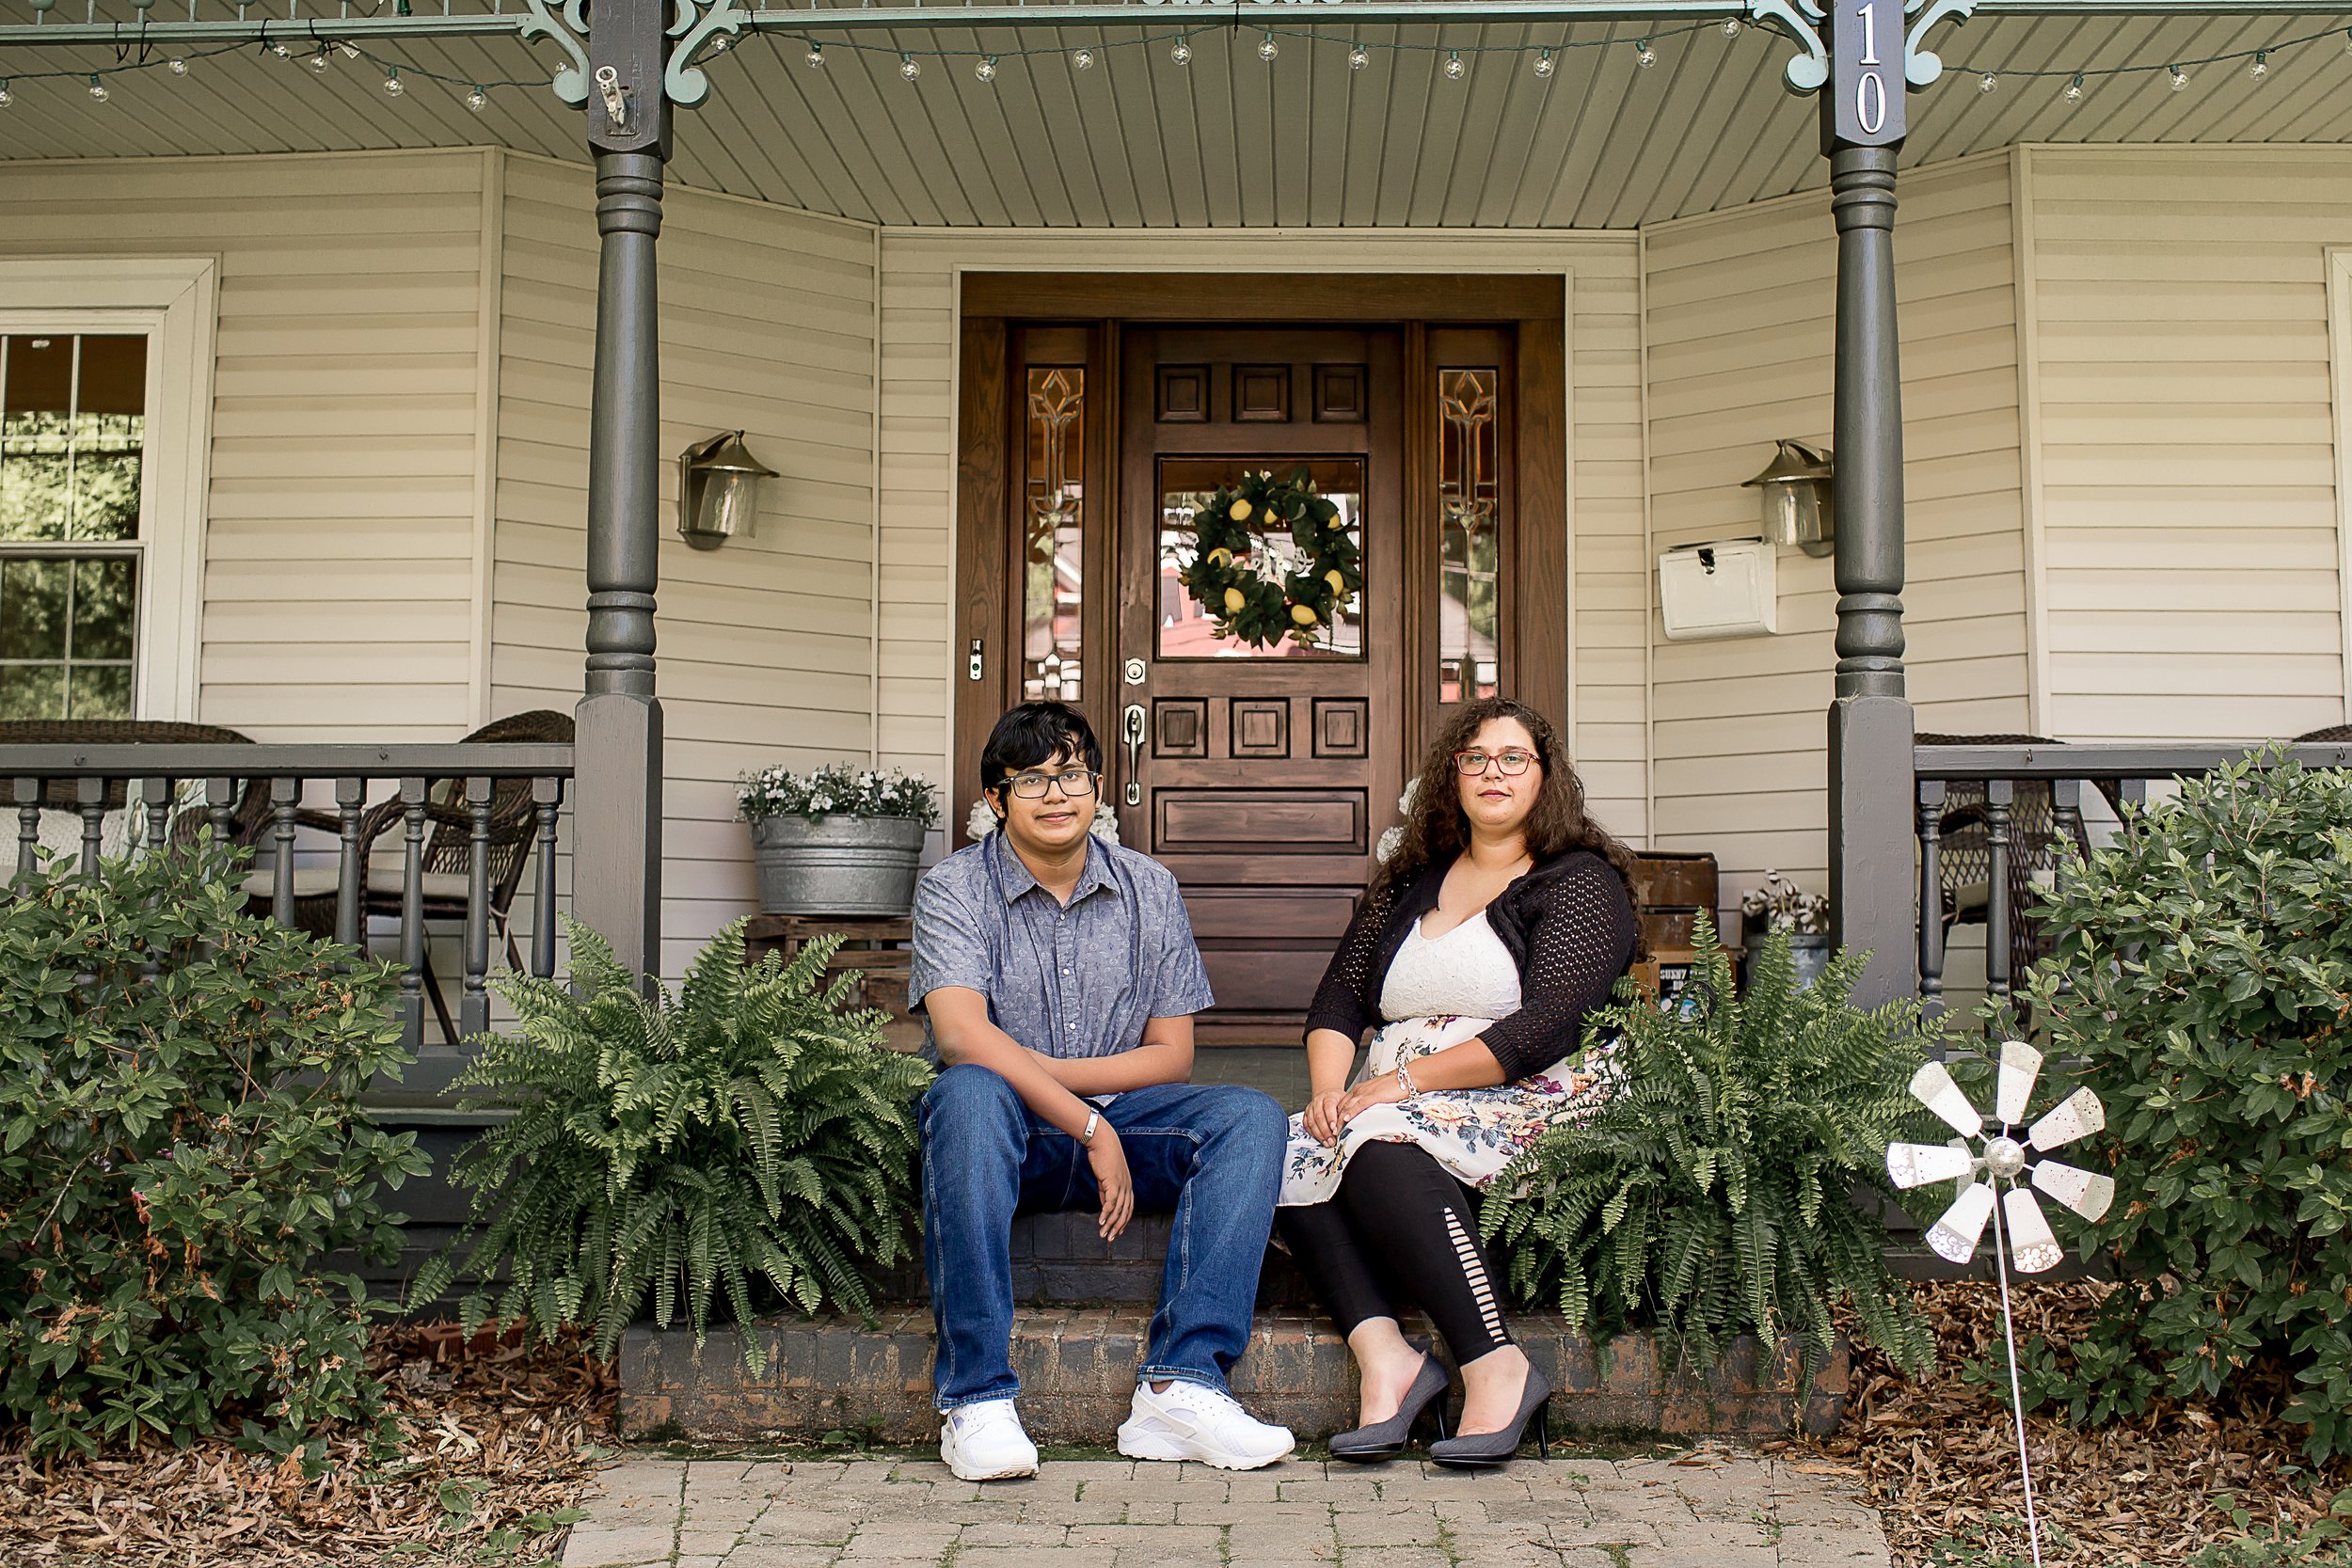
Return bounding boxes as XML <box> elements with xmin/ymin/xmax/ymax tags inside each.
<box><xmin>1915</xmin><ymin>732</ymin><xmax>2093</xmax><ymax>984</ymax></box>
<box><xmin>236</xmin><ymin>709</ymin><xmax>575</xmax><ymax>1043</ymax></box>
<box><xmin>2294</xmin><ymin>724</ymin><xmax>2352</xmax><ymax>744</ymax></box>
<box><xmin>0</xmin><ymin>720</ymin><xmax>272</xmax><ymax>853</ymax></box>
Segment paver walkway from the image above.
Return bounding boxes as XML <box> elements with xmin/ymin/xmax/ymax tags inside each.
<box><xmin>559</xmin><ymin>1449</ymin><xmax>1892</xmax><ymax>1568</ymax></box>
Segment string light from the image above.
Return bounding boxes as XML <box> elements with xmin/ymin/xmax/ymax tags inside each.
<box><xmin>1072</xmin><ymin>46</ymin><xmax>1093</xmax><ymax>70</ymax></box>
<box><xmin>465</xmin><ymin>84</ymin><xmax>486</xmax><ymax>110</ymax></box>
<box><xmin>805</xmin><ymin>41</ymin><xmax>823</xmax><ymax>67</ymax></box>
<box><xmin>1979</xmin><ymin>71</ymin><xmax>1995</xmax><ymax>93</ymax></box>
<box><xmin>1534</xmin><ymin>47</ymin><xmax>1554</xmax><ymax>79</ymax></box>
<box><xmin>1635</xmin><ymin>39</ymin><xmax>1657</xmax><ymax>69</ymax></box>
<box><xmin>383</xmin><ymin>65</ymin><xmax>403</xmax><ymax>95</ymax></box>
<box><xmin>0</xmin><ymin>79</ymin><xmax>11</xmax><ymax>107</ymax></box>
<box><xmin>2169</xmin><ymin>63</ymin><xmax>2188</xmax><ymax>90</ymax></box>
<box><xmin>2248</xmin><ymin>50</ymin><xmax>2268</xmax><ymax>82</ymax></box>
<box><xmin>1347</xmin><ymin>44</ymin><xmax>1367</xmax><ymax>71</ymax></box>
<box><xmin>267</xmin><ymin>39</ymin><xmax>292</xmax><ymax>60</ymax></box>
<box><xmin>2062</xmin><ymin>73</ymin><xmax>2084</xmax><ymax>103</ymax></box>
<box><xmin>1258</xmin><ymin>32</ymin><xmax>1278</xmax><ymax>63</ymax></box>
<box><xmin>1721</xmin><ymin>17</ymin><xmax>1743</xmax><ymax>39</ymax></box>
<box><xmin>1443</xmin><ymin>50</ymin><xmax>1465</xmax><ymax>80</ymax></box>
<box><xmin>308</xmin><ymin>49</ymin><xmax>330</xmax><ymax>73</ymax></box>
<box><xmin>167</xmin><ymin>56</ymin><xmax>187</xmax><ymax>75</ymax></box>
<box><xmin>898</xmin><ymin>53</ymin><xmax>918</xmax><ymax>80</ymax></box>
<box><xmin>975</xmin><ymin>55</ymin><xmax>996</xmax><ymax>82</ymax></box>
<box><xmin>707</xmin><ymin>32</ymin><xmax>732</xmax><ymax>54</ymax></box>
<box><xmin>87</xmin><ymin>72</ymin><xmax>106</xmax><ymax>101</ymax></box>
<box><xmin>1170</xmin><ymin>39</ymin><xmax>1190</xmax><ymax>67</ymax></box>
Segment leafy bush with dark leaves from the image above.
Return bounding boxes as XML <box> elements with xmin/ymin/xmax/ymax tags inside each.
<box><xmin>416</xmin><ymin>918</ymin><xmax>930</xmax><ymax>1370</ymax></box>
<box><xmin>2010</xmin><ymin>748</ymin><xmax>2352</xmax><ymax>1463</ymax></box>
<box><xmin>0</xmin><ymin>840</ymin><xmax>424</xmax><ymax>1465</ymax></box>
<box><xmin>1485</xmin><ymin>922</ymin><xmax>1935</xmax><ymax>1383</ymax></box>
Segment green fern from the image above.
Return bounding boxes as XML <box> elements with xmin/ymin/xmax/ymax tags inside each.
<box><xmin>1482</xmin><ymin>916</ymin><xmax>1936</xmax><ymax>1386</ymax></box>
<box><xmin>411</xmin><ymin>917</ymin><xmax>932</xmax><ymax>1371</ymax></box>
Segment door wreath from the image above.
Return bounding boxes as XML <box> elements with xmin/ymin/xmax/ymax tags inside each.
<box><xmin>1176</xmin><ymin>467</ymin><xmax>1363</xmax><ymax>650</ymax></box>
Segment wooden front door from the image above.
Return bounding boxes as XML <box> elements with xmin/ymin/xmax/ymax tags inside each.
<box><xmin>954</xmin><ymin>276</ymin><xmax>1568</xmax><ymax>1045</ymax></box>
<box><xmin>1115</xmin><ymin>327</ymin><xmax>1406</xmax><ymax>1041</ymax></box>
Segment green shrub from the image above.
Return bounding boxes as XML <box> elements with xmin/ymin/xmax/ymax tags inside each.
<box><xmin>416</xmin><ymin>919</ymin><xmax>931</xmax><ymax>1370</ymax></box>
<box><xmin>0</xmin><ymin>840</ymin><xmax>424</xmax><ymax>1464</ymax></box>
<box><xmin>1484</xmin><ymin>921</ymin><xmax>1936</xmax><ymax>1382</ymax></box>
<box><xmin>2011</xmin><ymin>748</ymin><xmax>2352</xmax><ymax>1462</ymax></box>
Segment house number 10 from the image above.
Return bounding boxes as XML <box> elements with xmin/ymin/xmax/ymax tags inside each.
<box><xmin>1831</xmin><ymin>0</ymin><xmax>1906</xmax><ymax>147</ymax></box>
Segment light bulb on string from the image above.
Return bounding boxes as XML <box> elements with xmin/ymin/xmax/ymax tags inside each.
<box><xmin>309</xmin><ymin>50</ymin><xmax>331</xmax><ymax>73</ymax></box>
<box><xmin>1979</xmin><ymin>71</ymin><xmax>1995</xmax><ymax>93</ymax></box>
<box><xmin>900</xmin><ymin>54</ymin><xmax>920</xmax><ymax>80</ymax></box>
<box><xmin>1073</xmin><ymin>47</ymin><xmax>1094</xmax><ymax>70</ymax></box>
<box><xmin>1347</xmin><ymin>44</ymin><xmax>1368</xmax><ymax>71</ymax></box>
<box><xmin>383</xmin><ymin>66</ymin><xmax>404</xmax><ymax>96</ymax></box>
<box><xmin>1534</xmin><ymin>47</ymin><xmax>1554</xmax><ymax>79</ymax></box>
<box><xmin>2062</xmin><ymin>73</ymin><xmax>2084</xmax><ymax>103</ymax></box>
<box><xmin>268</xmin><ymin>39</ymin><xmax>292</xmax><ymax>59</ymax></box>
<box><xmin>708</xmin><ymin>31</ymin><xmax>731</xmax><ymax>53</ymax></box>
<box><xmin>976</xmin><ymin>55</ymin><xmax>996</xmax><ymax>82</ymax></box>
<box><xmin>805</xmin><ymin>42</ymin><xmax>824</xmax><ymax>67</ymax></box>
<box><xmin>88</xmin><ymin>73</ymin><xmax>108</xmax><ymax>102</ymax></box>
<box><xmin>1635</xmin><ymin>40</ymin><xmax>1657</xmax><ymax>69</ymax></box>
<box><xmin>2248</xmin><ymin>51</ymin><xmax>2267</xmax><ymax>82</ymax></box>
<box><xmin>1258</xmin><ymin>33</ymin><xmax>1278</xmax><ymax>62</ymax></box>
<box><xmin>167</xmin><ymin>55</ymin><xmax>187</xmax><ymax>74</ymax></box>
<box><xmin>2344</xmin><ymin>27</ymin><xmax>2352</xmax><ymax>55</ymax></box>
<box><xmin>466</xmin><ymin>85</ymin><xmax>486</xmax><ymax>111</ymax></box>
<box><xmin>0</xmin><ymin>79</ymin><xmax>11</xmax><ymax>107</ymax></box>
<box><xmin>1170</xmin><ymin>39</ymin><xmax>1191</xmax><ymax>66</ymax></box>
<box><xmin>1443</xmin><ymin>51</ymin><xmax>1465</xmax><ymax>80</ymax></box>
<box><xmin>1721</xmin><ymin>17</ymin><xmax>1742</xmax><ymax>38</ymax></box>
<box><xmin>2169</xmin><ymin>63</ymin><xmax>2187</xmax><ymax>90</ymax></box>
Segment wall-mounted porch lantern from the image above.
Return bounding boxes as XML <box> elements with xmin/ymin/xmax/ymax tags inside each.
<box><xmin>1740</xmin><ymin>438</ymin><xmax>1836</xmax><ymax>558</ymax></box>
<box><xmin>676</xmin><ymin>430</ymin><xmax>778</xmax><ymax>550</ymax></box>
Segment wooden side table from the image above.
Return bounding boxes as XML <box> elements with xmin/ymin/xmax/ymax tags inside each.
<box><xmin>743</xmin><ymin>914</ymin><xmax>924</xmax><ymax>1053</ymax></box>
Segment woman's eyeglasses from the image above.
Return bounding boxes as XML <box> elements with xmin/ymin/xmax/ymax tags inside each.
<box><xmin>1004</xmin><ymin>768</ymin><xmax>1101</xmax><ymax>800</ymax></box>
<box><xmin>1454</xmin><ymin>749</ymin><xmax>1539</xmax><ymax>777</ymax></box>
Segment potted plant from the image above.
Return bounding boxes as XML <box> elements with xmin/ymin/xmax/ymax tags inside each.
<box><xmin>738</xmin><ymin>763</ymin><xmax>940</xmax><ymax>917</ymax></box>
<box><xmin>1738</xmin><ymin>869</ymin><xmax>1832</xmax><ymax>990</ymax></box>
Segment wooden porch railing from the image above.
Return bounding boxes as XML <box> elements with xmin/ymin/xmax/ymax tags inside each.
<box><xmin>1</xmin><ymin>742</ymin><xmax>574</xmax><ymax>1054</ymax></box>
<box><xmin>1912</xmin><ymin>739</ymin><xmax>2352</xmax><ymax>1018</ymax></box>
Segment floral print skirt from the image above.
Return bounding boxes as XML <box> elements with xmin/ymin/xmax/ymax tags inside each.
<box><xmin>1276</xmin><ymin>1014</ymin><xmax>1610</xmax><ymax>1207</ymax></box>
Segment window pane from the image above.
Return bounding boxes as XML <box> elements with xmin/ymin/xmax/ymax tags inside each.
<box><xmin>2</xmin><ymin>336</ymin><xmax>72</xmax><ymax>433</ymax></box>
<box><xmin>0</xmin><ymin>664</ymin><xmax>64</xmax><ymax>721</ymax></box>
<box><xmin>1438</xmin><ymin>369</ymin><xmax>1502</xmax><ymax>704</ymax></box>
<box><xmin>72</xmin><ymin>557</ymin><xmax>136</xmax><ymax>660</ymax></box>
<box><xmin>68</xmin><ymin>663</ymin><xmax>133</xmax><ymax>720</ymax></box>
<box><xmin>1022</xmin><ymin>367</ymin><xmax>1085</xmax><ymax>703</ymax></box>
<box><xmin>0</xmin><ymin>452</ymin><xmax>71</xmax><ymax>541</ymax></box>
<box><xmin>1157</xmin><ymin>457</ymin><xmax>1364</xmax><ymax>659</ymax></box>
<box><xmin>0</xmin><ymin>558</ymin><xmax>68</xmax><ymax>660</ymax></box>
<box><xmin>3</xmin><ymin>334</ymin><xmax>146</xmax><ymax>544</ymax></box>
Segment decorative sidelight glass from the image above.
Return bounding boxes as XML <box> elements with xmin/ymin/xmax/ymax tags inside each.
<box><xmin>0</xmin><ymin>334</ymin><xmax>147</xmax><ymax>719</ymax></box>
<box><xmin>1022</xmin><ymin>367</ymin><xmax>1085</xmax><ymax>702</ymax></box>
<box><xmin>1438</xmin><ymin>369</ymin><xmax>1502</xmax><ymax>704</ymax></box>
<box><xmin>1156</xmin><ymin>456</ymin><xmax>1365</xmax><ymax>659</ymax></box>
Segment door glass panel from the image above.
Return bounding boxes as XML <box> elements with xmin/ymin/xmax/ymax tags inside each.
<box><xmin>1438</xmin><ymin>368</ymin><xmax>1501</xmax><ymax>703</ymax></box>
<box><xmin>1022</xmin><ymin>367</ymin><xmax>1085</xmax><ymax>702</ymax></box>
<box><xmin>1157</xmin><ymin>456</ymin><xmax>1364</xmax><ymax>659</ymax></box>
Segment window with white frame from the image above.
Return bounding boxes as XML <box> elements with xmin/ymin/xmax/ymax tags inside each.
<box><xmin>0</xmin><ymin>260</ymin><xmax>216</xmax><ymax>724</ymax></box>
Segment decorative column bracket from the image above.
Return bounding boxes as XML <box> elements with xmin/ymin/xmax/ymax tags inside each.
<box><xmin>666</xmin><ymin>0</ymin><xmax>754</xmax><ymax>107</ymax></box>
<box><xmin>1746</xmin><ymin>0</ymin><xmax>1979</xmax><ymax>97</ymax></box>
<box><xmin>521</xmin><ymin>0</ymin><xmax>592</xmax><ymax>105</ymax></box>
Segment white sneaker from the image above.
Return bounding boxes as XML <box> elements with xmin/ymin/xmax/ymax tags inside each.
<box><xmin>939</xmin><ymin>1398</ymin><xmax>1040</xmax><ymax>1482</ymax></box>
<box><xmin>1117</xmin><ymin>1381</ymin><xmax>1295</xmax><ymax>1470</ymax></box>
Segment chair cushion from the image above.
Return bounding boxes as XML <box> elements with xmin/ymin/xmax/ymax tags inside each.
<box><xmin>240</xmin><ymin>867</ymin><xmax>474</xmax><ymax>904</ymax></box>
<box><xmin>364</xmin><ymin>867</ymin><xmax>474</xmax><ymax>903</ymax></box>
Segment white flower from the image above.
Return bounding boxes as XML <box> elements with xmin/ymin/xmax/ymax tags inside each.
<box><xmin>1092</xmin><ymin>802</ymin><xmax>1120</xmax><ymax>847</ymax></box>
<box><xmin>965</xmin><ymin>798</ymin><xmax>999</xmax><ymax>843</ymax></box>
<box><xmin>811</xmin><ymin>794</ymin><xmax>834</xmax><ymax>813</ymax></box>
<box><xmin>1375</xmin><ymin>825</ymin><xmax>1405</xmax><ymax>863</ymax></box>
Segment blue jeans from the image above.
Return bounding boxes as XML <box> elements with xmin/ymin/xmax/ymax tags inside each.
<box><xmin>919</xmin><ymin>1063</ymin><xmax>1289</xmax><ymax>1410</ymax></box>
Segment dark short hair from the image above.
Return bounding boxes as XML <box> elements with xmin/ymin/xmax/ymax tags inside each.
<box><xmin>979</xmin><ymin>702</ymin><xmax>1103</xmax><ymax>796</ymax></box>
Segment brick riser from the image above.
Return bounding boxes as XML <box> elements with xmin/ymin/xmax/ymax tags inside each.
<box><xmin>618</xmin><ymin>1307</ymin><xmax>1846</xmax><ymax>1445</ymax></box>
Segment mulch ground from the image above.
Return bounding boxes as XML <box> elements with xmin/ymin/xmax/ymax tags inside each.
<box><xmin>1800</xmin><ymin>1280</ymin><xmax>2352</xmax><ymax>1567</ymax></box>
<box><xmin>0</xmin><ymin>1322</ymin><xmax>618</xmax><ymax>1566</ymax></box>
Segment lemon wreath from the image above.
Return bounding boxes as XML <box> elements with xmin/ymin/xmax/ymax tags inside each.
<box><xmin>1177</xmin><ymin>467</ymin><xmax>1364</xmax><ymax>650</ymax></box>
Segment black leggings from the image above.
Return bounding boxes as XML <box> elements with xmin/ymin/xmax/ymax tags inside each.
<box><xmin>1275</xmin><ymin>1140</ymin><xmax>1513</xmax><ymax>1365</ymax></box>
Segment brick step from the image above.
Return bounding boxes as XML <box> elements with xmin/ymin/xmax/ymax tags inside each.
<box><xmin>617</xmin><ymin>1307</ymin><xmax>1845</xmax><ymax>1446</ymax></box>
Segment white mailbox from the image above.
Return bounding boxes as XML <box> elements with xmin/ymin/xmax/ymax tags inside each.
<box><xmin>1659</xmin><ymin>538</ymin><xmax>1777</xmax><ymax>641</ymax></box>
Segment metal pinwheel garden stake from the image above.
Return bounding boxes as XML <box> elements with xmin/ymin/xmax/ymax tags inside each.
<box><xmin>1885</xmin><ymin>1040</ymin><xmax>2116</xmax><ymax>1568</ymax></box>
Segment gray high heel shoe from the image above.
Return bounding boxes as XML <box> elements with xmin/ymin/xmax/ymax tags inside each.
<box><xmin>1427</xmin><ymin>1365</ymin><xmax>1550</xmax><ymax>1468</ymax></box>
<box><xmin>1328</xmin><ymin>1355</ymin><xmax>1451</xmax><ymax>1463</ymax></box>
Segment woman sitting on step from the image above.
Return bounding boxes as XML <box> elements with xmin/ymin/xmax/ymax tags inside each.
<box><xmin>1275</xmin><ymin>696</ymin><xmax>1639</xmax><ymax>1468</ymax></box>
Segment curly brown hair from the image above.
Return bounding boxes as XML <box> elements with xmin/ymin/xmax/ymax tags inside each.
<box><xmin>1370</xmin><ymin>697</ymin><xmax>1642</xmax><ymax>910</ymax></box>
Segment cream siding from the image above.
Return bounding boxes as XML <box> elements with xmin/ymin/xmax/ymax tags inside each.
<box><xmin>873</xmin><ymin>229</ymin><xmax>1654</xmax><ymax>850</ymax></box>
<box><xmin>487</xmin><ymin>153</ymin><xmax>880</xmax><ymax>976</ymax></box>
<box><xmin>2022</xmin><ymin>145</ymin><xmax>2352</xmax><ymax>743</ymax></box>
<box><xmin>1642</xmin><ymin>154</ymin><xmax>2030</xmax><ymax>922</ymax></box>
<box><xmin>0</xmin><ymin>150</ymin><xmax>492</xmax><ymax>740</ymax></box>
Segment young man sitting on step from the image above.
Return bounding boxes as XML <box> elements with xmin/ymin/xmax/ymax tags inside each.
<box><xmin>911</xmin><ymin>700</ymin><xmax>1295</xmax><ymax>1482</ymax></box>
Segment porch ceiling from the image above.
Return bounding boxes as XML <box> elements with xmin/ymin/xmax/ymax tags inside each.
<box><xmin>0</xmin><ymin>9</ymin><xmax>2346</xmax><ymax>226</ymax></box>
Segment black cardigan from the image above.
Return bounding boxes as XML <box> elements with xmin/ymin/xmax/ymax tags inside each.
<box><xmin>1302</xmin><ymin>849</ymin><xmax>1637</xmax><ymax>1082</ymax></box>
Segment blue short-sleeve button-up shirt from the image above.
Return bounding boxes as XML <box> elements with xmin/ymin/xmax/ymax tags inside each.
<box><xmin>907</xmin><ymin>831</ymin><xmax>1215</xmax><ymax>1062</ymax></box>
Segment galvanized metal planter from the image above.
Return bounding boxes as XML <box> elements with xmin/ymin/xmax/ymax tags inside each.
<box><xmin>748</xmin><ymin>814</ymin><xmax>927</xmax><ymax>917</ymax></box>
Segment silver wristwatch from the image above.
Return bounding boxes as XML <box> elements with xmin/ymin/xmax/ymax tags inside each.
<box><xmin>1079</xmin><ymin>1109</ymin><xmax>1101</xmax><ymax>1146</ymax></box>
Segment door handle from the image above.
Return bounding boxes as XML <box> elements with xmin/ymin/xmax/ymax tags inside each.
<box><xmin>1121</xmin><ymin>703</ymin><xmax>1146</xmax><ymax>807</ymax></box>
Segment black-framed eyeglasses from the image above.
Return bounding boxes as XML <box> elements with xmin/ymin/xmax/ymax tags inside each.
<box><xmin>1003</xmin><ymin>768</ymin><xmax>1101</xmax><ymax>800</ymax></box>
<box><xmin>1454</xmin><ymin>749</ymin><xmax>1539</xmax><ymax>777</ymax></box>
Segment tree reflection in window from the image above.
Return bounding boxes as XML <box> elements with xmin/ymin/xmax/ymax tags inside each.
<box><xmin>1022</xmin><ymin>368</ymin><xmax>1084</xmax><ymax>703</ymax></box>
<box><xmin>1438</xmin><ymin>369</ymin><xmax>1501</xmax><ymax>704</ymax></box>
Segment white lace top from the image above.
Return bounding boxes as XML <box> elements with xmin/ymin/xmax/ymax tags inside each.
<box><xmin>1377</xmin><ymin>911</ymin><xmax>1525</xmax><ymax>1023</ymax></box>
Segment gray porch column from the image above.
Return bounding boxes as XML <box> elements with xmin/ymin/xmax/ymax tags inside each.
<box><xmin>572</xmin><ymin>0</ymin><xmax>672</xmax><ymax>977</ymax></box>
<box><xmin>1821</xmin><ymin>8</ymin><xmax>1918</xmax><ymax>1006</ymax></box>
